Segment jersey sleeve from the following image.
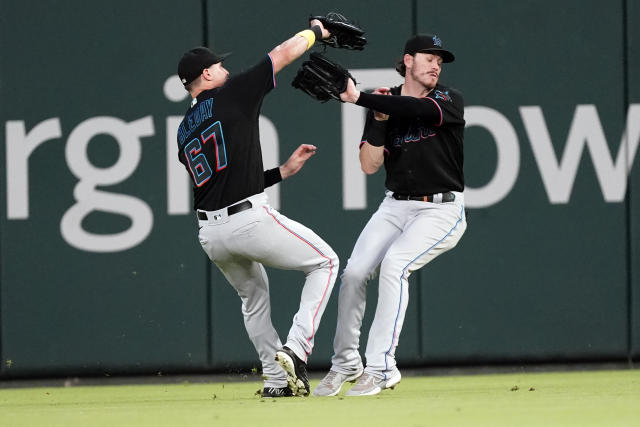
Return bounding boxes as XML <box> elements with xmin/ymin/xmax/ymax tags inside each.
<box><xmin>428</xmin><ymin>87</ymin><xmax>465</xmax><ymax>127</ymax></box>
<box><xmin>222</xmin><ymin>55</ymin><xmax>276</xmax><ymax>109</ymax></box>
<box><xmin>355</xmin><ymin>87</ymin><xmax>464</xmax><ymax>127</ymax></box>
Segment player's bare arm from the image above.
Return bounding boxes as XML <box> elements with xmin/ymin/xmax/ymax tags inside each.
<box><xmin>279</xmin><ymin>144</ymin><xmax>317</xmax><ymax>179</ymax></box>
<box><xmin>359</xmin><ymin>144</ymin><xmax>384</xmax><ymax>174</ymax></box>
<box><xmin>269</xmin><ymin>20</ymin><xmax>330</xmax><ymax>74</ymax></box>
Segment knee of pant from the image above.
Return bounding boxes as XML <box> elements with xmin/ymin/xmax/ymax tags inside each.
<box><xmin>340</xmin><ymin>264</ymin><xmax>374</xmax><ymax>287</ymax></box>
<box><xmin>322</xmin><ymin>250</ymin><xmax>340</xmax><ymax>274</ymax></box>
<box><xmin>238</xmin><ymin>288</ymin><xmax>269</xmax><ymax>313</ymax></box>
<box><xmin>380</xmin><ymin>257</ymin><xmax>405</xmax><ymax>279</ymax></box>
<box><xmin>241</xmin><ymin>295</ymin><xmax>269</xmax><ymax>317</ymax></box>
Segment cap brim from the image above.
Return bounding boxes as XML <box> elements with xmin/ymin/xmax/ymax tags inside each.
<box><xmin>419</xmin><ymin>48</ymin><xmax>455</xmax><ymax>63</ymax></box>
<box><xmin>216</xmin><ymin>52</ymin><xmax>232</xmax><ymax>63</ymax></box>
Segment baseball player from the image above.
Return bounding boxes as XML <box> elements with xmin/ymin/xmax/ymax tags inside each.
<box><xmin>176</xmin><ymin>20</ymin><xmax>338</xmax><ymax>398</ymax></box>
<box><xmin>313</xmin><ymin>34</ymin><xmax>467</xmax><ymax>396</ymax></box>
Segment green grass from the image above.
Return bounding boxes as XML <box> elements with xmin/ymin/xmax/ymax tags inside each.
<box><xmin>1</xmin><ymin>369</ymin><xmax>638</xmax><ymax>427</ymax></box>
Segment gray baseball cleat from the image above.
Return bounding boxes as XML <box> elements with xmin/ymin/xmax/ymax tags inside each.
<box><xmin>345</xmin><ymin>368</ymin><xmax>402</xmax><ymax>396</ymax></box>
<box><xmin>312</xmin><ymin>368</ymin><xmax>364</xmax><ymax>396</ymax></box>
<box><xmin>275</xmin><ymin>346</ymin><xmax>310</xmax><ymax>396</ymax></box>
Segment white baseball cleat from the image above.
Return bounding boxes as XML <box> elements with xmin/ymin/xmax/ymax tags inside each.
<box><xmin>312</xmin><ymin>368</ymin><xmax>364</xmax><ymax>396</ymax></box>
<box><xmin>345</xmin><ymin>368</ymin><xmax>401</xmax><ymax>396</ymax></box>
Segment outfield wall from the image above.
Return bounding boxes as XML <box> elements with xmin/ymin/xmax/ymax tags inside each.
<box><xmin>1</xmin><ymin>0</ymin><xmax>638</xmax><ymax>378</ymax></box>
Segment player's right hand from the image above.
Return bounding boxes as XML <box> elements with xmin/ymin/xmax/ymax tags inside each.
<box><xmin>310</xmin><ymin>19</ymin><xmax>330</xmax><ymax>39</ymax></box>
<box><xmin>373</xmin><ymin>87</ymin><xmax>391</xmax><ymax>121</ymax></box>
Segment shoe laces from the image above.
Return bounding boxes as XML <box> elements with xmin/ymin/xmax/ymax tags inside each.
<box><xmin>355</xmin><ymin>373</ymin><xmax>376</xmax><ymax>386</ymax></box>
<box><xmin>321</xmin><ymin>370</ymin><xmax>339</xmax><ymax>385</ymax></box>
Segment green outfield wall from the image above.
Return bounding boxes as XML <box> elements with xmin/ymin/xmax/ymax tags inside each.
<box><xmin>1</xmin><ymin>0</ymin><xmax>638</xmax><ymax>378</ymax></box>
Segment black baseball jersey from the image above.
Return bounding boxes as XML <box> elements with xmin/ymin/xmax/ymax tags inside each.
<box><xmin>177</xmin><ymin>56</ymin><xmax>277</xmax><ymax>211</ymax></box>
<box><xmin>357</xmin><ymin>83</ymin><xmax>465</xmax><ymax>195</ymax></box>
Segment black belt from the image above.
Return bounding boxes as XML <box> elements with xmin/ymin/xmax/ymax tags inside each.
<box><xmin>392</xmin><ymin>192</ymin><xmax>456</xmax><ymax>203</ymax></box>
<box><xmin>197</xmin><ymin>200</ymin><xmax>253</xmax><ymax>220</ymax></box>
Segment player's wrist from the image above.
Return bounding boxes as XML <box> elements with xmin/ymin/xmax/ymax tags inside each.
<box><xmin>350</xmin><ymin>90</ymin><xmax>361</xmax><ymax>103</ymax></box>
<box><xmin>278</xmin><ymin>164</ymin><xmax>290</xmax><ymax>180</ymax></box>
<box><xmin>296</xmin><ymin>26</ymin><xmax>323</xmax><ymax>51</ymax></box>
<box><xmin>370</xmin><ymin>117</ymin><xmax>388</xmax><ymax>126</ymax></box>
<box><xmin>310</xmin><ymin>25</ymin><xmax>323</xmax><ymax>41</ymax></box>
<box><xmin>366</xmin><ymin>119</ymin><xmax>387</xmax><ymax>146</ymax></box>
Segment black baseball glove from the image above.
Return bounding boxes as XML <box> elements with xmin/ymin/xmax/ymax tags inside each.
<box><xmin>292</xmin><ymin>52</ymin><xmax>355</xmax><ymax>103</ymax></box>
<box><xmin>310</xmin><ymin>12</ymin><xmax>367</xmax><ymax>50</ymax></box>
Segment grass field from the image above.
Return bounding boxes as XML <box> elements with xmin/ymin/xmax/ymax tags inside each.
<box><xmin>1</xmin><ymin>368</ymin><xmax>638</xmax><ymax>427</ymax></box>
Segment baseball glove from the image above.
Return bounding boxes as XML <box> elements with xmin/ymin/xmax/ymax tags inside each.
<box><xmin>292</xmin><ymin>52</ymin><xmax>355</xmax><ymax>102</ymax></box>
<box><xmin>310</xmin><ymin>12</ymin><xmax>367</xmax><ymax>50</ymax></box>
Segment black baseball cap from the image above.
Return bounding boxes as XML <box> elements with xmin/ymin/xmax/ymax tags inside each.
<box><xmin>178</xmin><ymin>47</ymin><xmax>231</xmax><ymax>86</ymax></box>
<box><xmin>404</xmin><ymin>34</ymin><xmax>455</xmax><ymax>63</ymax></box>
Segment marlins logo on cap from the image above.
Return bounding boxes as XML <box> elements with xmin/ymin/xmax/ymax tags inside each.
<box><xmin>404</xmin><ymin>33</ymin><xmax>455</xmax><ymax>63</ymax></box>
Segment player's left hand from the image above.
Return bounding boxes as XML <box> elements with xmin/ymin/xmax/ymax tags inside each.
<box><xmin>310</xmin><ymin>12</ymin><xmax>367</xmax><ymax>50</ymax></box>
<box><xmin>280</xmin><ymin>144</ymin><xmax>317</xmax><ymax>179</ymax></box>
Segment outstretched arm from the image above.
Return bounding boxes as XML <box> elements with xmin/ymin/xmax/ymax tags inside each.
<box><xmin>269</xmin><ymin>20</ymin><xmax>330</xmax><ymax>74</ymax></box>
<box><xmin>340</xmin><ymin>79</ymin><xmax>444</xmax><ymax>123</ymax></box>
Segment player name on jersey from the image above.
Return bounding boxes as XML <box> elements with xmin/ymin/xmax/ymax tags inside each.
<box><xmin>177</xmin><ymin>98</ymin><xmax>213</xmax><ymax>146</ymax></box>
